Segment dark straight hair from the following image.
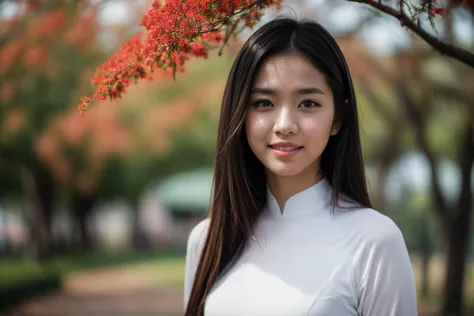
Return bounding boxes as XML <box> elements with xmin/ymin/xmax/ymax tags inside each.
<box><xmin>185</xmin><ymin>17</ymin><xmax>372</xmax><ymax>316</ymax></box>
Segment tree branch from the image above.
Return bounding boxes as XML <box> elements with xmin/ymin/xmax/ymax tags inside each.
<box><xmin>367</xmin><ymin>59</ymin><xmax>452</xmax><ymax>228</ymax></box>
<box><xmin>428</xmin><ymin>81</ymin><xmax>474</xmax><ymax>124</ymax></box>
<box><xmin>398</xmin><ymin>81</ymin><xmax>452</xmax><ymax>229</ymax></box>
<box><xmin>346</xmin><ymin>0</ymin><xmax>474</xmax><ymax>68</ymax></box>
<box><xmin>429</xmin><ymin>82</ymin><xmax>474</xmax><ymax>106</ymax></box>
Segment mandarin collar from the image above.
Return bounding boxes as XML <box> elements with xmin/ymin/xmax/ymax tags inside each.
<box><xmin>264</xmin><ymin>178</ymin><xmax>332</xmax><ymax>219</ymax></box>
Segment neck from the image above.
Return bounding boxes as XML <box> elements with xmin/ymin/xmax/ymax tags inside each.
<box><xmin>266</xmin><ymin>169</ymin><xmax>324</xmax><ymax>214</ymax></box>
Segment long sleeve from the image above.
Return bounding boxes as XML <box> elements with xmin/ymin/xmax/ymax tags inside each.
<box><xmin>184</xmin><ymin>218</ymin><xmax>210</xmax><ymax>311</ymax></box>
<box><xmin>356</xmin><ymin>220</ymin><xmax>418</xmax><ymax>316</ymax></box>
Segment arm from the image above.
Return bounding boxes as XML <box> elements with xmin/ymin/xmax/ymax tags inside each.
<box><xmin>183</xmin><ymin>219</ymin><xmax>210</xmax><ymax>310</ymax></box>
<box><xmin>357</xmin><ymin>221</ymin><xmax>418</xmax><ymax>316</ymax></box>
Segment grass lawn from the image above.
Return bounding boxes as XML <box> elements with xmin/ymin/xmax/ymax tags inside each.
<box><xmin>119</xmin><ymin>255</ymin><xmax>186</xmax><ymax>287</ymax></box>
<box><xmin>0</xmin><ymin>250</ymin><xmax>186</xmax><ymax>287</ymax></box>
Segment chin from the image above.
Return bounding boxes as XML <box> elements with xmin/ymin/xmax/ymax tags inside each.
<box><xmin>266</xmin><ymin>165</ymin><xmax>305</xmax><ymax>178</ymax></box>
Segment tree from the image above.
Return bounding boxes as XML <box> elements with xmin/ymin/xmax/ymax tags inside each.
<box><xmin>346</xmin><ymin>0</ymin><xmax>474</xmax><ymax>68</ymax></box>
<box><xmin>334</xmin><ymin>6</ymin><xmax>473</xmax><ymax>312</ymax></box>
<box><xmin>77</xmin><ymin>0</ymin><xmax>472</xmax><ymax>313</ymax></box>
<box><xmin>384</xmin><ymin>57</ymin><xmax>472</xmax><ymax>315</ymax></box>
<box><xmin>356</xmin><ymin>41</ymin><xmax>473</xmax><ymax>314</ymax></box>
<box><xmin>38</xmin><ymin>52</ymin><xmax>229</xmax><ymax>250</ymax></box>
<box><xmin>77</xmin><ymin>0</ymin><xmax>472</xmax><ymax>118</ymax></box>
<box><xmin>99</xmin><ymin>55</ymin><xmax>231</xmax><ymax>248</ymax></box>
<box><xmin>0</xmin><ymin>2</ymin><xmax>103</xmax><ymax>260</ymax></box>
<box><xmin>77</xmin><ymin>0</ymin><xmax>283</xmax><ymax>114</ymax></box>
<box><xmin>35</xmin><ymin>101</ymin><xmax>134</xmax><ymax>250</ymax></box>
<box><xmin>336</xmin><ymin>36</ymin><xmax>409</xmax><ymax>210</ymax></box>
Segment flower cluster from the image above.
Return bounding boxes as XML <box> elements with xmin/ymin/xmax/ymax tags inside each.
<box><xmin>428</xmin><ymin>0</ymin><xmax>470</xmax><ymax>16</ymax></box>
<box><xmin>0</xmin><ymin>8</ymin><xmax>98</xmax><ymax>76</ymax></box>
<box><xmin>78</xmin><ymin>0</ymin><xmax>282</xmax><ymax>116</ymax></box>
<box><xmin>36</xmin><ymin>101</ymin><xmax>133</xmax><ymax>194</ymax></box>
<box><xmin>429</xmin><ymin>6</ymin><xmax>449</xmax><ymax>16</ymax></box>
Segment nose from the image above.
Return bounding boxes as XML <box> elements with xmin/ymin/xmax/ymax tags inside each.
<box><xmin>273</xmin><ymin>106</ymin><xmax>298</xmax><ymax>135</ymax></box>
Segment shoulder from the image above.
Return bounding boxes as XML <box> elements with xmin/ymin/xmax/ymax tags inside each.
<box><xmin>362</xmin><ymin>209</ymin><xmax>403</xmax><ymax>244</ymax></box>
<box><xmin>186</xmin><ymin>218</ymin><xmax>210</xmax><ymax>254</ymax></box>
<box><xmin>334</xmin><ymin>205</ymin><xmax>404</xmax><ymax>247</ymax></box>
<box><xmin>335</xmin><ymin>206</ymin><xmax>412</xmax><ymax>280</ymax></box>
<box><xmin>184</xmin><ymin>218</ymin><xmax>210</xmax><ymax>307</ymax></box>
<box><xmin>332</xmin><ymin>205</ymin><xmax>409</xmax><ymax>268</ymax></box>
<box><xmin>343</xmin><ymin>209</ymin><xmax>418</xmax><ymax>314</ymax></box>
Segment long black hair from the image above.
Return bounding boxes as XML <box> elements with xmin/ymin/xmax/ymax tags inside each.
<box><xmin>185</xmin><ymin>17</ymin><xmax>372</xmax><ymax>316</ymax></box>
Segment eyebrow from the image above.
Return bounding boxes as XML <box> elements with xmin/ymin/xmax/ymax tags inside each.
<box><xmin>251</xmin><ymin>87</ymin><xmax>325</xmax><ymax>95</ymax></box>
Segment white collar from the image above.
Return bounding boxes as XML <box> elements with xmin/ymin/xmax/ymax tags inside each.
<box><xmin>265</xmin><ymin>177</ymin><xmax>332</xmax><ymax>219</ymax></box>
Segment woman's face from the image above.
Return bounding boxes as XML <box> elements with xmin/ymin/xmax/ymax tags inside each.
<box><xmin>245</xmin><ymin>51</ymin><xmax>340</xmax><ymax>179</ymax></box>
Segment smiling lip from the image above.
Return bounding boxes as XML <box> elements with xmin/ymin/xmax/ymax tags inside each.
<box><xmin>268</xmin><ymin>142</ymin><xmax>303</xmax><ymax>158</ymax></box>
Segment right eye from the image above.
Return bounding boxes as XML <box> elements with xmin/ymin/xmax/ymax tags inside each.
<box><xmin>252</xmin><ymin>100</ymin><xmax>273</xmax><ymax>108</ymax></box>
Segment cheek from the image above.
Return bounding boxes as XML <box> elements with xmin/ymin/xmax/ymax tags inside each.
<box><xmin>302</xmin><ymin>113</ymin><xmax>334</xmax><ymax>140</ymax></box>
<box><xmin>245</xmin><ymin>111</ymin><xmax>269</xmax><ymax>143</ymax></box>
<box><xmin>310</xmin><ymin>120</ymin><xmax>333</xmax><ymax>135</ymax></box>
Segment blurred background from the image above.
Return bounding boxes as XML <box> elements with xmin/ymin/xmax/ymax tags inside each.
<box><xmin>0</xmin><ymin>0</ymin><xmax>472</xmax><ymax>315</ymax></box>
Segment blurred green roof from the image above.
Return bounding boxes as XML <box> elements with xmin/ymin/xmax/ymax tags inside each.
<box><xmin>156</xmin><ymin>168</ymin><xmax>214</xmax><ymax>213</ymax></box>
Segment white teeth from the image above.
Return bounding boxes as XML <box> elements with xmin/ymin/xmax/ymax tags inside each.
<box><xmin>274</xmin><ymin>146</ymin><xmax>299</xmax><ymax>151</ymax></box>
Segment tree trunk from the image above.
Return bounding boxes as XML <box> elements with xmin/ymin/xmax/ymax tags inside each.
<box><xmin>420</xmin><ymin>211</ymin><xmax>432</xmax><ymax>299</ymax></box>
<box><xmin>442</xmin><ymin>218</ymin><xmax>470</xmax><ymax>315</ymax></box>
<box><xmin>131</xmin><ymin>198</ymin><xmax>151</xmax><ymax>251</ymax></box>
<box><xmin>442</xmin><ymin>205</ymin><xmax>473</xmax><ymax>314</ymax></box>
<box><xmin>442</xmin><ymin>123</ymin><xmax>473</xmax><ymax>315</ymax></box>
<box><xmin>71</xmin><ymin>193</ymin><xmax>97</xmax><ymax>252</ymax></box>
<box><xmin>0</xmin><ymin>196</ymin><xmax>6</xmax><ymax>256</ymax></box>
<box><xmin>420</xmin><ymin>252</ymin><xmax>430</xmax><ymax>299</ymax></box>
<box><xmin>22</xmin><ymin>163</ymin><xmax>54</xmax><ymax>262</ymax></box>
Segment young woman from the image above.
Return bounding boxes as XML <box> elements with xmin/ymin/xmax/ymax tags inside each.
<box><xmin>183</xmin><ymin>17</ymin><xmax>417</xmax><ymax>316</ymax></box>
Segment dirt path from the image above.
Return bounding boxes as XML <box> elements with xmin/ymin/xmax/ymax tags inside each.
<box><xmin>3</xmin><ymin>266</ymin><xmax>184</xmax><ymax>316</ymax></box>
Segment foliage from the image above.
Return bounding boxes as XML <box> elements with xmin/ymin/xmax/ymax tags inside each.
<box><xmin>0</xmin><ymin>4</ymin><xmax>103</xmax><ymax>200</ymax></box>
<box><xmin>88</xmin><ymin>50</ymin><xmax>232</xmax><ymax>203</ymax></box>
<box><xmin>78</xmin><ymin>0</ymin><xmax>282</xmax><ymax>115</ymax></box>
<box><xmin>0</xmin><ymin>272</ymin><xmax>61</xmax><ymax>312</ymax></box>
<box><xmin>36</xmin><ymin>102</ymin><xmax>133</xmax><ymax>196</ymax></box>
<box><xmin>0</xmin><ymin>249</ymin><xmax>185</xmax><ymax>286</ymax></box>
<box><xmin>78</xmin><ymin>0</ymin><xmax>473</xmax><ymax>116</ymax></box>
<box><xmin>0</xmin><ymin>250</ymin><xmax>185</xmax><ymax>311</ymax></box>
<box><xmin>387</xmin><ymin>187</ymin><xmax>440</xmax><ymax>253</ymax></box>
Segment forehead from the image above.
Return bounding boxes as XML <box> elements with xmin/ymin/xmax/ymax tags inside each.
<box><xmin>252</xmin><ymin>51</ymin><xmax>328</xmax><ymax>89</ymax></box>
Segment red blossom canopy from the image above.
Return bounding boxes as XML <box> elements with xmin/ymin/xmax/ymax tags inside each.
<box><xmin>78</xmin><ymin>0</ymin><xmax>282</xmax><ymax>116</ymax></box>
<box><xmin>79</xmin><ymin>0</ymin><xmax>472</xmax><ymax>116</ymax></box>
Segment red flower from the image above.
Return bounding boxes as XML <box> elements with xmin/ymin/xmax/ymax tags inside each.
<box><xmin>429</xmin><ymin>6</ymin><xmax>450</xmax><ymax>16</ymax></box>
<box><xmin>78</xmin><ymin>0</ymin><xmax>282</xmax><ymax>116</ymax></box>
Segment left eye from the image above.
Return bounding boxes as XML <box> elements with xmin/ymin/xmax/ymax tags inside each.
<box><xmin>299</xmin><ymin>100</ymin><xmax>319</xmax><ymax>108</ymax></box>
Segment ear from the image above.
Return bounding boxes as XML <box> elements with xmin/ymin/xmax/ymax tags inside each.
<box><xmin>331</xmin><ymin>98</ymin><xmax>348</xmax><ymax>136</ymax></box>
<box><xmin>330</xmin><ymin>120</ymin><xmax>342</xmax><ymax>136</ymax></box>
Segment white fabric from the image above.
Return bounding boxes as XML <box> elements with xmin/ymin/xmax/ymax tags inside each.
<box><xmin>184</xmin><ymin>178</ymin><xmax>418</xmax><ymax>316</ymax></box>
